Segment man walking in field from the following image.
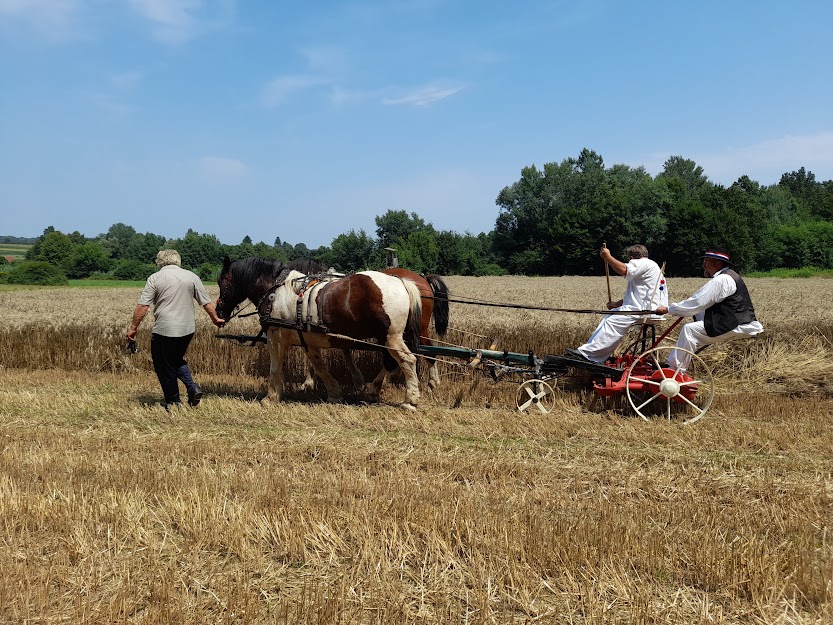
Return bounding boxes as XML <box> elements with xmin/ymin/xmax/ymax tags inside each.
<box><xmin>126</xmin><ymin>249</ymin><xmax>225</xmax><ymax>409</ymax></box>
<box><xmin>655</xmin><ymin>247</ymin><xmax>762</xmax><ymax>371</ymax></box>
<box><xmin>565</xmin><ymin>244</ymin><xmax>668</xmax><ymax>363</ymax></box>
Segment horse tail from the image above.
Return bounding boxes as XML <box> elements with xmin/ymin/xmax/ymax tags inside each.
<box><xmin>425</xmin><ymin>274</ymin><xmax>450</xmax><ymax>336</ymax></box>
<box><xmin>402</xmin><ymin>279</ymin><xmax>422</xmax><ymax>354</ymax></box>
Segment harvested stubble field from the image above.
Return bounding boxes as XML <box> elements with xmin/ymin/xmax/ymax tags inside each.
<box><xmin>0</xmin><ymin>276</ymin><xmax>831</xmax><ymax>624</ymax></box>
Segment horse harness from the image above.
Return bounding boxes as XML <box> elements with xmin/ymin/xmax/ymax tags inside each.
<box><xmin>257</xmin><ymin>271</ymin><xmax>338</xmax><ymax>350</ymax></box>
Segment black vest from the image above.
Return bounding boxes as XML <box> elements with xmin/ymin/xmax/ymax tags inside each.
<box><xmin>704</xmin><ymin>269</ymin><xmax>757</xmax><ymax>337</ymax></box>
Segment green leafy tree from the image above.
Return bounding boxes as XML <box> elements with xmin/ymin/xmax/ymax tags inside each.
<box><xmin>64</xmin><ymin>241</ymin><xmax>112</xmax><ymax>279</ymax></box>
<box><xmin>494</xmin><ymin>149</ymin><xmax>626</xmax><ymax>275</ymax></box>
<box><xmin>778</xmin><ymin>167</ymin><xmax>815</xmax><ymax>201</ymax></box>
<box><xmin>100</xmin><ymin>223</ymin><xmax>138</xmax><ymax>259</ymax></box>
<box><xmin>252</xmin><ymin>241</ymin><xmax>281</xmax><ymax>258</ymax></box>
<box><xmin>124</xmin><ymin>232</ymin><xmax>167</xmax><ymax>264</ymax></box>
<box><xmin>197</xmin><ymin>263</ymin><xmax>216</xmax><ymax>281</ymax></box>
<box><xmin>4</xmin><ymin>261</ymin><xmax>68</xmax><ymax>285</ymax></box>
<box><xmin>658</xmin><ymin>156</ymin><xmax>710</xmax><ymax>195</ymax></box>
<box><xmin>375</xmin><ymin>210</ymin><xmax>430</xmax><ymax>249</ymax></box>
<box><xmin>26</xmin><ymin>230</ymin><xmax>76</xmax><ymax>267</ymax></box>
<box><xmin>169</xmin><ymin>229</ymin><xmax>223</xmax><ymax>268</ymax></box>
<box><xmin>291</xmin><ymin>243</ymin><xmax>311</xmax><ymax>260</ymax></box>
<box><xmin>112</xmin><ymin>259</ymin><xmax>155</xmax><ymax>281</ymax></box>
<box><xmin>396</xmin><ymin>230</ymin><xmax>440</xmax><ymax>273</ymax></box>
<box><xmin>327</xmin><ymin>229</ymin><xmax>379</xmax><ymax>271</ymax></box>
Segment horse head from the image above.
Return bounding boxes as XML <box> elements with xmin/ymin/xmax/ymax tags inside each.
<box><xmin>216</xmin><ymin>256</ymin><xmax>290</xmax><ymax>321</ymax></box>
<box><xmin>215</xmin><ymin>255</ymin><xmax>239</xmax><ymax>321</ymax></box>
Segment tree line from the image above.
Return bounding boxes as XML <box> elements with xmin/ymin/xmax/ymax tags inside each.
<box><xmin>2</xmin><ymin>148</ymin><xmax>831</xmax><ymax>285</ymax></box>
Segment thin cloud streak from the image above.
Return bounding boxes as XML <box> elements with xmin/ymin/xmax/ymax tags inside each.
<box><xmin>382</xmin><ymin>85</ymin><xmax>465</xmax><ymax>107</ymax></box>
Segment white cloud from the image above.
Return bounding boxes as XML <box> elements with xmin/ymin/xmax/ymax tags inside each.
<box><xmin>639</xmin><ymin>132</ymin><xmax>833</xmax><ymax>185</ymax></box>
<box><xmin>0</xmin><ymin>0</ymin><xmax>82</xmax><ymax>42</ymax></box>
<box><xmin>198</xmin><ymin>156</ymin><xmax>247</xmax><ymax>177</ymax></box>
<box><xmin>261</xmin><ymin>74</ymin><xmax>330</xmax><ymax>108</ymax></box>
<box><xmin>127</xmin><ymin>0</ymin><xmax>201</xmax><ymax>44</ymax></box>
<box><xmin>698</xmin><ymin>132</ymin><xmax>833</xmax><ymax>184</ymax></box>
<box><xmin>382</xmin><ymin>84</ymin><xmax>465</xmax><ymax>107</ymax></box>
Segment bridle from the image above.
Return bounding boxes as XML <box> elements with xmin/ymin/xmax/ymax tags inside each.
<box><xmin>218</xmin><ymin>266</ymin><xmax>293</xmax><ymax>323</ymax></box>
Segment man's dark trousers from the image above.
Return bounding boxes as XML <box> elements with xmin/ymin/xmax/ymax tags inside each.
<box><xmin>151</xmin><ymin>333</ymin><xmax>197</xmax><ymax>405</ymax></box>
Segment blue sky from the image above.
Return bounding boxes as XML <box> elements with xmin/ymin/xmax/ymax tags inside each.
<box><xmin>2</xmin><ymin>1</ymin><xmax>832</xmax><ymax>248</ymax></box>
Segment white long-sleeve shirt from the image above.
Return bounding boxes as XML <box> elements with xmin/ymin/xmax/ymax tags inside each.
<box><xmin>668</xmin><ymin>268</ymin><xmax>763</xmax><ymax>334</ymax></box>
<box><xmin>620</xmin><ymin>257</ymin><xmax>668</xmax><ymax>311</ymax></box>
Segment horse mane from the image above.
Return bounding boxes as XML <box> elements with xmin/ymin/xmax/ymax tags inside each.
<box><xmin>231</xmin><ymin>257</ymin><xmax>286</xmax><ymax>286</ymax></box>
<box><xmin>286</xmin><ymin>258</ymin><xmax>330</xmax><ymax>275</ymax></box>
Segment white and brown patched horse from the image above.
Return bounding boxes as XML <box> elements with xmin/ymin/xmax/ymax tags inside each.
<box><xmin>216</xmin><ymin>256</ymin><xmax>423</xmax><ymax>410</ymax></box>
<box><xmin>285</xmin><ymin>260</ymin><xmax>450</xmax><ymax>393</ymax></box>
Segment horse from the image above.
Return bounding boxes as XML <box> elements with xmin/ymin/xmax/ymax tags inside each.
<box><xmin>287</xmin><ymin>261</ymin><xmax>450</xmax><ymax>391</ymax></box>
<box><xmin>216</xmin><ymin>256</ymin><xmax>423</xmax><ymax>410</ymax></box>
<box><xmin>377</xmin><ymin>267</ymin><xmax>449</xmax><ymax>390</ymax></box>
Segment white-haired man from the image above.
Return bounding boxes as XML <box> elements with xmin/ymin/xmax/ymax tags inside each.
<box><xmin>565</xmin><ymin>244</ymin><xmax>668</xmax><ymax>363</ymax></box>
<box><xmin>126</xmin><ymin>250</ymin><xmax>224</xmax><ymax>408</ymax></box>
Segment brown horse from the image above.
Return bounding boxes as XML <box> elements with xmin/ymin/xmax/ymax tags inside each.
<box><xmin>287</xmin><ymin>264</ymin><xmax>450</xmax><ymax>392</ymax></box>
<box><xmin>216</xmin><ymin>257</ymin><xmax>423</xmax><ymax>409</ymax></box>
<box><xmin>380</xmin><ymin>267</ymin><xmax>449</xmax><ymax>390</ymax></box>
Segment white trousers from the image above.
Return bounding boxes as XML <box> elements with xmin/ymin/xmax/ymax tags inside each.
<box><xmin>577</xmin><ymin>314</ymin><xmax>640</xmax><ymax>363</ymax></box>
<box><xmin>668</xmin><ymin>320</ymin><xmax>764</xmax><ymax>370</ymax></box>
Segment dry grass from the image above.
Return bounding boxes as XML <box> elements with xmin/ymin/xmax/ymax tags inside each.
<box><xmin>1</xmin><ymin>277</ymin><xmax>832</xmax><ymax>623</ymax></box>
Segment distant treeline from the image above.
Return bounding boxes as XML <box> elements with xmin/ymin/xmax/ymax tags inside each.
<box><xmin>0</xmin><ymin>236</ymin><xmax>37</xmax><ymax>244</ymax></box>
<box><xmin>2</xmin><ymin>149</ymin><xmax>832</xmax><ymax>285</ymax></box>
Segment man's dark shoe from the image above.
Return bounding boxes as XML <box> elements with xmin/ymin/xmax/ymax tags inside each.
<box><xmin>164</xmin><ymin>401</ymin><xmax>182</xmax><ymax>411</ymax></box>
<box><xmin>564</xmin><ymin>348</ymin><xmax>593</xmax><ymax>362</ymax></box>
<box><xmin>188</xmin><ymin>386</ymin><xmax>203</xmax><ymax>407</ymax></box>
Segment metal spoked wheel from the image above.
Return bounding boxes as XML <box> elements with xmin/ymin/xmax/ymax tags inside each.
<box><xmin>516</xmin><ymin>379</ymin><xmax>556</xmax><ymax>414</ymax></box>
<box><xmin>625</xmin><ymin>346</ymin><xmax>715</xmax><ymax>425</ymax></box>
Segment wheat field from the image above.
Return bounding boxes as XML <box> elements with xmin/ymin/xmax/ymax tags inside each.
<box><xmin>0</xmin><ymin>276</ymin><xmax>831</xmax><ymax>624</ymax></box>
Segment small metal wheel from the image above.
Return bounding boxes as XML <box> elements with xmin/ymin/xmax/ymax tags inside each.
<box><xmin>516</xmin><ymin>379</ymin><xmax>556</xmax><ymax>414</ymax></box>
<box><xmin>625</xmin><ymin>346</ymin><xmax>714</xmax><ymax>425</ymax></box>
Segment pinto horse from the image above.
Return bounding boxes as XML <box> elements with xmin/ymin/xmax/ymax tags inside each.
<box><xmin>216</xmin><ymin>256</ymin><xmax>423</xmax><ymax>409</ymax></box>
<box><xmin>287</xmin><ymin>262</ymin><xmax>450</xmax><ymax>391</ymax></box>
<box><xmin>378</xmin><ymin>267</ymin><xmax>449</xmax><ymax>390</ymax></box>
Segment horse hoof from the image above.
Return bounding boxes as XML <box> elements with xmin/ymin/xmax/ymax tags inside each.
<box><xmin>400</xmin><ymin>403</ymin><xmax>417</xmax><ymax>412</ymax></box>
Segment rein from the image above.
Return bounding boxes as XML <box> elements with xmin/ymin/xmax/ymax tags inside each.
<box><xmin>426</xmin><ymin>293</ymin><xmax>658</xmax><ymax>316</ymax></box>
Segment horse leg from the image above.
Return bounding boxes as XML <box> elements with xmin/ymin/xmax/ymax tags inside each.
<box><xmin>366</xmin><ymin>367</ymin><xmax>389</xmax><ymax>404</ymax></box>
<box><xmin>298</xmin><ymin>353</ymin><xmax>316</xmax><ymax>391</ymax></box>
<box><xmin>341</xmin><ymin>348</ymin><xmax>365</xmax><ymax>390</ymax></box>
<box><xmin>306</xmin><ymin>346</ymin><xmax>344</xmax><ymax>403</ymax></box>
<box><xmin>426</xmin><ymin>351</ymin><xmax>441</xmax><ymax>392</ymax></box>
<box><xmin>263</xmin><ymin>330</ymin><xmax>288</xmax><ymax>405</ymax></box>
<box><xmin>387</xmin><ymin>337</ymin><xmax>420</xmax><ymax>411</ymax></box>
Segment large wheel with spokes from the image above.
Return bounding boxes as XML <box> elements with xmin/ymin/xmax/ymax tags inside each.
<box><xmin>625</xmin><ymin>347</ymin><xmax>714</xmax><ymax>424</ymax></box>
<box><xmin>516</xmin><ymin>379</ymin><xmax>556</xmax><ymax>414</ymax></box>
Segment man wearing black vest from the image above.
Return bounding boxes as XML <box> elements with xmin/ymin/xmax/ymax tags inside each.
<box><xmin>655</xmin><ymin>248</ymin><xmax>763</xmax><ymax>371</ymax></box>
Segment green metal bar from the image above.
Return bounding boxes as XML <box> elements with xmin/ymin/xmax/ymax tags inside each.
<box><xmin>417</xmin><ymin>345</ymin><xmax>537</xmax><ymax>365</ymax></box>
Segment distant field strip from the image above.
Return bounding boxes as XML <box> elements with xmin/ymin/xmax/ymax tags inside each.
<box><xmin>0</xmin><ymin>243</ymin><xmax>30</xmax><ymax>257</ymax></box>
